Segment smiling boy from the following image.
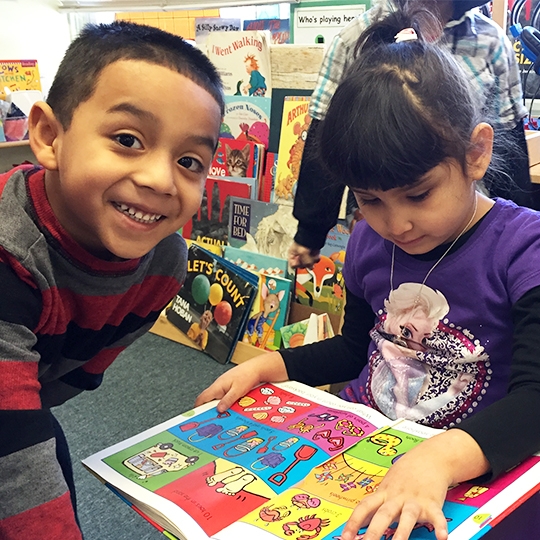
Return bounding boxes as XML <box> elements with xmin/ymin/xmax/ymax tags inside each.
<box><xmin>0</xmin><ymin>22</ymin><xmax>223</xmax><ymax>538</ymax></box>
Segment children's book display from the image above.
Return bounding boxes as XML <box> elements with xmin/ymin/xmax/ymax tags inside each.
<box><xmin>83</xmin><ymin>381</ymin><xmax>540</xmax><ymax>540</ymax></box>
<box><xmin>295</xmin><ymin>221</ymin><xmax>350</xmax><ymax>316</ymax></box>
<box><xmin>166</xmin><ymin>244</ymin><xmax>257</xmax><ymax>364</ymax></box>
<box><xmin>220</xmin><ymin>95</ymin><xmax>271</xmax><ymax>149</ymax></box>
<box><xmin>223</xmin><ymin>245</ymin><xmax>290</xmax><ymax>280</ymax></box>
<box><xmin>203</xmin><ymin>30</ymin><xmax>272</xmax><ymax>98</ymax></box>
<box><xmin>228</xmin><ymin>196</ymin><xmax>298</xmax><ymax>260</ymax></box>
<box><xmin>273</xmin><ymin>96</ymin><xmax>311</xmax><ymax>205</ymax></box>
<box><xmin>280</xmin><ymin>312</ymin><xmax>334</xmax><ymax>349</ymax></box>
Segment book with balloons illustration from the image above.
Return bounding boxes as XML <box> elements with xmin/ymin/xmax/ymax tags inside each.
<box><xmin>82</xmin><ymin>381</ymin><xmax>540</xmax><ymax>540</ymax></box>
<box><xmin>166</xmin><ymin>243</ymin><xmax>258</xmax><ymax>364</ymax></box>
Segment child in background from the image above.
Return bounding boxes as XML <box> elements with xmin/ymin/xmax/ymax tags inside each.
<box><xmin>196</xmin><ymin>5</ymin><xmax>540</xmax><ymax>540</ymax></box>
<box><xmin>0</xmin><ymin>22</ymin><xmax>223</xmax><ymax>538</ymax></box>
<box><xmin>289</xmin><ymin>0</ymin><xmax>535</xmax><ymax>270</ymax></box>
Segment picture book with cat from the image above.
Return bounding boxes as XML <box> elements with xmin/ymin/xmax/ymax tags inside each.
<box><xmin>228</xmin><ymin>196</ymin><xmax>298</xmax><ymax>261</ymax></box>
<box><xmin>210</xmin><ymin>138</ymin><xmax>257</xmax><ymax>179</ymax></box>
<box><xmin>165</xmin><ymin>244</ymin><xmax>258</xmax><ymax>365</ymax></box>
<box><xmin>203</xmin><ymin>30</ymin><xmax>272</xmax><ymax>98</ymax></box>
<box><xmin>273</xmin><ymin>97</ymin><xmax>311</xmax><ymax>206</ymax></box>
<box><xmin>181</xmin><ymin>177</ymin><xmax>252</xmax><ymax>248</ymax></box>
<box><xmin>220</xmin><ymin>95</ymin><xmax>271</xmax><ymax>150</ymax></box>
<box><xmin>83</xmin><ymin>381</ymin><xmax>540</xmax><ymax>540</ymax></box>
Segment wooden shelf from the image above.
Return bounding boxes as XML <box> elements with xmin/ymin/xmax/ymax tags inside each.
<box><xmin>0</xmin><ymin>140</ymin><xmax>30</xmax><ymax>149</ymax></box>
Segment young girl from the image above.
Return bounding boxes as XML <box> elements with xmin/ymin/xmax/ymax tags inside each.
<box><xmin>196</xmin><ymin>5</ymin><xmax>540</xmax><ymax>540</ymax></box>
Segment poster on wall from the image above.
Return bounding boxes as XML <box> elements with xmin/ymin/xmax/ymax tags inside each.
<box><xmin>290</xmin><ymin>0</ymin><xmax>370</xmax><ymax>45</ymax></box>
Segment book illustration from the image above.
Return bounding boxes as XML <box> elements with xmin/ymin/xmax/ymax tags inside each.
<box><xmin>223</xmin><ymin>245</ymin><xmax>290</xmax><ymax>279</ymax></box>
<box><xmin>0</xmin><ymin>60</ymin><xmax>41</xmax><ymax>100</ymax></box>
<box><xmin>228</xmin><ymin>196</ymin><xmax>298</xmax><ymax>260</ymax></box>
<box><xmin>295</xmin><ymin>223</ymin><xmax>350</xmax><ymax>316</ymax></box>
<box><xmin>220</xmin><ymin>95</ymin><xmax>271</xmax><ymax>149</ymax></box>
<box><xmin>273</xmin><ymin>97</ymin><xmax>311</xmax><ymax>206</ymax></box>
<box><xmin>84</xmin><ymin>382</ymin><xmax>389</xmax><ymax>539</ymax></box>
<box><xmin>243</xmin><ymin>19</ymin><xmax>290</xmax><ymax>44</ymax></box>
<box><xmin>182</xmin><ymin>177</ymin><xmax>251</xmax><ymax>247</ymax></box>
<box><xmin>211</xmin><ymin>138</ymin><xmax>257</xmax><ymax>178</ymax></box>
<box><xmin>83</xmin><ymin>381</ymin><xmax>540</xmax><ymax>540</ymax></box>
<box><xmin>243</xmin><ymin>274</ymin><xmax>292</xmax><ymax>350</ymax></box>
<box><xmin>166</xmin><ymin>244</ymin><xmax>257</xmax><ymax>364</ymax></box>
<box><xmin>204</xmin><ymin>31</ymin><xmax>272</xmax><ymax>98</ymax></box>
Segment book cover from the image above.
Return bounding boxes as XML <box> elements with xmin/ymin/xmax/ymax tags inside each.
<box><xmin>242</xmin><ymin>273</ymin><xmax>292</xmax><ymax>350</ymax></box>
<box><xmin>83</xmin><ymin>381</ymin><xmax>540</xmax><ymax>540</ymax></box>
<box><xmin>0</xmin><ymin>60</ymin><xmax>41</xmax><ymax>100</ymax></box>
<box><xmin>260</xmin><ymin>151</ymin><xmax>278</xmax><ymax>203</ymax></box>
<box><xmin>228</xmin><ymin>196</ymin><xmax>298</xmax><ymax>260</ymax></box>
<box><xmin>166</xmin><ymin>244</ymin><xmax>257</xmax><ymax>365</ymax></box>
<box><xmin>210</xmin><ymin>138</ymin><xmax>258</xmax><ymax>179</ymax></box>
<box><xmin>295</xmin><ymin>221</ymin><xmax>349</xmax><ymax>316</ymax></box>
<box><xmin>220</xmin><ymin>95</ymin><xmax>271</xmax><ymax>149</ymax></box>
<box><xmin>243</xmin><ymin>19</ymin><xmax>290</xmax><ymax>44</ymax></box>
<box><xmin>181</xmin><ymin>177</ymin><xmax>251</xmax><ymax>248</ymax></box>
<box><xmin>204</xmin><ymin>31</ymin><xmax>272</xmax><ymax>98</ymax></box>
<box><xmin>194</xmin><ymin>18</ymin><xmax>241</xmax><ymax>47</ymax></box>
<box><xmin>273</xmin><ymin>97</ymin><xmax>311</xmax><ymax>206</ymax></box>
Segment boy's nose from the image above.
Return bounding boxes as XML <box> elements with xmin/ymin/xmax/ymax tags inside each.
<box><xmin>135</xmin><ymin>154</ymin><xmax>178</xmax><ymax>195</ymax></box>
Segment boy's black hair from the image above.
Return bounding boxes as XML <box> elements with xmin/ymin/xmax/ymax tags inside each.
<box><xmin>318</xmin><ymin>1</ymin><xmax>486</xmax><ymax>191</ymax></box>
<box><xmin>47</xmin><ymin>21</ymin><xmax>224</xmax><ymax>129</ymax></box>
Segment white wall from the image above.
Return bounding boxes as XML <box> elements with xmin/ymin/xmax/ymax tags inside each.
<box><xmin>0</xmin><ymin>0</ymin><xmax>71</xmax><ymax>96</ymax></box>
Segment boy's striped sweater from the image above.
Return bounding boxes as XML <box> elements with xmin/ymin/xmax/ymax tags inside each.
<box><xmin>0</xmin><ymin>167</ymin><xmax>187</xmax><ymax>538</ymax></box>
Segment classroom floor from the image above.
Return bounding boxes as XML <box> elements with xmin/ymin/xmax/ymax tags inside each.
<box><xmin>54</xmin><ymin>332</ymin><xmax>231</xmax><ymax>539</ymax></box>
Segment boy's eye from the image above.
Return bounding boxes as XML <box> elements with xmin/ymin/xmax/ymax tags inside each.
<box><xmin>116</xmin><ymin>134</ymin><xmax>142</xmax><ymax>149</ymax></box>
<box><xmin>178</xmin><ymin>156</ymin><xmax>204</xmax><ymax>173</ymax></box>
<box><xmin>408</xmin><ymin>190</ymin><xmax>430</xmax><ymax>202</ymax></box>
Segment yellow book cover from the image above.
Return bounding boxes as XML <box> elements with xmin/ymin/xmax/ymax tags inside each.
<box><xmin>273</xmin><ymin>96</ymin><xmax>311</xmax><ymax>206</ymax></box>
<box><xmin>0</xmin><ymin>60</ymin><xmax>41</xmax><ymax>100</ymax></box>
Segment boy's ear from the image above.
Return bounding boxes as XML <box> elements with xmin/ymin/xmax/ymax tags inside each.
<box><xmin>466</xmin><ymin>122</ymin><xmax>494</xmax><ymax>182</ymax></box>
<box><xmin>28</xmin><ymin>101</ymin><xmax>63</xmax><ymax>171</ymax></box>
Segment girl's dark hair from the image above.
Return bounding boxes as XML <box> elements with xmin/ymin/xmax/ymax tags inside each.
<box><xmin>47</xmin><ymin>21</ymin><xmax>224</xmax><ymax>129</ymax></box>
<box><xmin>318</xmin><ymin>0</ymin><xmax>486</xmax><ymax>191</ymax></box>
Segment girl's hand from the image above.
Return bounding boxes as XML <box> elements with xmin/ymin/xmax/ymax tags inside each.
<box><xmin>194</xmin><ymin>352</ymin><xmax>288</xmax><ymax>412</ymax></box>
<box><xmin>288</xmin><ymin>242</ymin><xmax>320</xmax><ymax>269</ymax></box>
<box><xmin>341</xmin><ymin>430</ymin><xmax>490</xmax><ymax>540</ymax></box>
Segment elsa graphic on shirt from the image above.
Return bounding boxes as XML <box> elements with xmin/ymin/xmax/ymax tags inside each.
<box><xmin>368</xmin><ymin>283</ymin><xmax>488</xmax><ymax>426</ymax></box>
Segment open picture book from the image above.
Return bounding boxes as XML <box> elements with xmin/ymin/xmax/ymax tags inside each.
<box><xmin>82</xmin><ymin>381</ymin><xmax>540</xmax><ymax>540</ymax></box>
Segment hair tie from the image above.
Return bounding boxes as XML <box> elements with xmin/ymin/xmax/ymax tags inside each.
<box><xmin>394</xmin><ymin>28</ymin><xmax>418</xmax><ymax>43</ymax></box>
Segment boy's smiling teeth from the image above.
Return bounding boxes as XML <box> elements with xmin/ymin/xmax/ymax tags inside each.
<box><xmin>115</xmin><ymin>202</ymin><xmax>163</xmax><ymax>224</ymax></box>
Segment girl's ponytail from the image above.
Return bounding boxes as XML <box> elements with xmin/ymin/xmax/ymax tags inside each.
<box><xmin>354</xmin><ymin>0</ymin><xmax>442</xmax><ymax>57</ymax></box>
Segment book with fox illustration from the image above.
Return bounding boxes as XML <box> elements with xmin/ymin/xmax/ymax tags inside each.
<box><xmin>83</xmin><ymin>381</ymin><xmax>540</xmax><ymax>540</ymax></box>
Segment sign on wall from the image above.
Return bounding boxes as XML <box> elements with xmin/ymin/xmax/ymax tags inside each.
<box><xmin>290</xmin><ymin>1</ymin><xmax>371</xmax><ymax>45</ymax></box>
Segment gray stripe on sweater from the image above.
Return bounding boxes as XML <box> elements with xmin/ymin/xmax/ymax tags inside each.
<box><xmin>0</xmin><ymin>438</ymin><xmax>67</xmax><ymax>519</ymax></box>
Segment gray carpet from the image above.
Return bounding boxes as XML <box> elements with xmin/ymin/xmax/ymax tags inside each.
<box><xmin>53</xmin><ymin>332</ymin><xmax>231</xmax><ymax>540</ymax></box>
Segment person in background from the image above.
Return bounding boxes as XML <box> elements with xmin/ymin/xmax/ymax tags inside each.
<box><xmin>196</xmin><ymin>3</ymin><xmax>540</xmax><ymax>539</ymax></box>
<box><xmin>0</xmin><ymin>21</ymin><xmax>223</xmax><ymax>538</ymax></box>
<box><xmin>289</xmin><ymin>0</ymin><xmax>535</xmax><ymax>269</ymax></box>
